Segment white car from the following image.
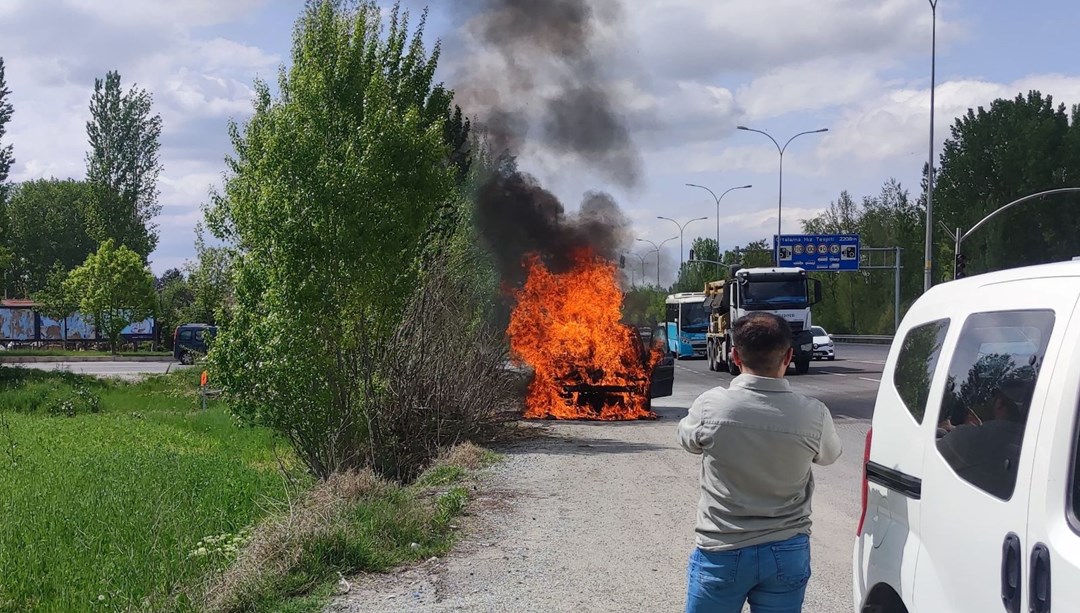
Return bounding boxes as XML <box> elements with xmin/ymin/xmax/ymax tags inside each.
<box><xmin>812</xmin><ymin>326</ymin><xmax>835</xmax><ymax>360</ymax></box>
<box><xmin>853</xmin><ymin>260</ymin><xmax>1080</xmax><ymax>613</ymax></box>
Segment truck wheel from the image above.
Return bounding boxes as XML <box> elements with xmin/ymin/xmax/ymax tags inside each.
<box><xmin>794</xmin><ymin>359</ymin><xmax>810</xmax><ymax>375</ymax></box>
<box><xmin>707</xmin><ymin>344</ymin><xmax>716</xmax><ymax>371</ymax></box>
<box><xmin>726</xmin><ymin>349</ymin><xmax>740</xmax><ymax>376</ymax></box>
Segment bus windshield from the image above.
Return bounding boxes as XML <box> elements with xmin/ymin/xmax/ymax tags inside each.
<box><xmin>680</xmin><ymin>302</ymin><xmax>710</xmax><ymax>332</ymax></box>
<box><xmin>741</xmin><ymin>279</ymin><xmax>809</xmax><ymax>310</ymax></box>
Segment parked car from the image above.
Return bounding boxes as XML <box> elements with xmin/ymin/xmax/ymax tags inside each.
<box><xmin>812</xmin><ymin>325</ymin><xmax>835</xmax><ymax>360</ymax></box>
<box><xmin>853</xmin><ymin>260</ymin><xmax>1080</xmax><ymax>613</ymax></box>
<box><xmin>173</xmin><ymin>324</ymin><xmax>217</xmax><ymax>365</ymax></box>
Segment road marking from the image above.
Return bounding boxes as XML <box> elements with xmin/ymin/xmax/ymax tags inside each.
<box><xmin>859</xmin><ymin>377</ymin><xmax>881</xmax><ymax>383</ymax></box>
<box><xmin>855</xmin><ymin>360</ymin><xmax>887</xmax><ymax>366</ymax></box>
<box><xmin>818</xmin><ymin>370</ymin><xmax>847</xmax><ymax>377</ymax></box>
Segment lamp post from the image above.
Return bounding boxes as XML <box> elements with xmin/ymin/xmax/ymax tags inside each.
<box><xmin>636</xmin><ymin>236</ymin><xmax>677</xmax><ymax>288</ymax></box>
<box><xmin>685</xmin><ymin>183</ymin><xmax>752</xmax><ymax>276</ymax></box>
<box><xmin>657</xmin><ymin>216</ymin><xmax>708</xmax><ymax>271</ymax></box>
<box><xmin>737</xmin><ymin>125</ymin><xmax>828</xmax><ymax>263</ymax></box>
<box><xmin>624</xmin><ymin>252</ymin><xmax>647</xmax><ymax>287</ymax></box>
<box><xmin>924</xmin><ymin>0</ymin><xmax>939</xmax><ymax>292</ymax></box>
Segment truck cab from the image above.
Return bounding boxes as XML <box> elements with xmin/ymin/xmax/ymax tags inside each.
<box><xmin>705</xmin><ymin>266</ymin><xmax>822</xmax><ymax>375</ymax></box>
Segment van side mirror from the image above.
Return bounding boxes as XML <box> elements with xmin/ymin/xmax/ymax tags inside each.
<box><xmin>812</xmin><ymin>279</ymin><xmax>823</xmax><ymax>305</ymax></box>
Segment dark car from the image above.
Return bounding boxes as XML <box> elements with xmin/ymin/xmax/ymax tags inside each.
<box><xmin>173</xmin><ymin>324</ymin><xmax>217</xmax><ymax>365</ymax></box>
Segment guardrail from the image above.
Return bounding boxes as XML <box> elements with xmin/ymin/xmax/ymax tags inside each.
<box><xmin>832</xmin><ymin>335</ymin><xmax>894</xmax><ymax>345</ymax></box>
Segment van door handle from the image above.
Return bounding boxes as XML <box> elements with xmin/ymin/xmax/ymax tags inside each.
<box><xmin>1030</xmin><ymin>543</ymin><xmax>1051</xmax><ymax>613</ymax></box>
<box><xmin>1001</xmin><ymin>533</ymin><xmax>1022</xmax><ymax>613</ymax></box>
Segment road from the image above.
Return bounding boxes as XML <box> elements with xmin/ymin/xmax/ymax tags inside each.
<box><xmin>332</xmin><ymin>344</ymin><xmax>888</xmax><ymax>613</ymax></box>
<box><xmin>11</xmin><ymin>361</ymin><xmax>188</xmax><ymax>380</ymax></box>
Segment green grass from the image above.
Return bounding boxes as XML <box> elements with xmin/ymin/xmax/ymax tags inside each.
<box><xmin>0</xmin><ymin>348</ymin><xmax>172</xmax><ymax>357</ymax></box>
<box><xmin>203</xmin><ymin>451</ymin><xmax>489</xmax><ymax>612</ymax></box>
<box><xmin>0</xmin><ymin>368</ymin><xmax>305</xmax><ymax>612</ymax></box>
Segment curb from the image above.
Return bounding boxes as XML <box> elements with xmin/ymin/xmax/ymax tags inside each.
<box><xmin>0</xmin><ymin>355</ymin><xmax>177</xmax><ymax>364</ymax></box>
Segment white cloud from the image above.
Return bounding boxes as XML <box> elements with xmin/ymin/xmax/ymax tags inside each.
<box><xmin>818</xmin><ymin>74</ymin><xmax>1080</xmax><ymax>165</ymax></box>
<box><xmin>62</xmin><ymin>0</ymin><xmax>267</xmax><ymax>28</ymax></box>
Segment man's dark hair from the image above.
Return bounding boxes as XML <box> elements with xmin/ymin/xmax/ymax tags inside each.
<box><xmin>732</xmin><ymin>312</ymin><xmax>793</xmax><ymax>372</ymax></box>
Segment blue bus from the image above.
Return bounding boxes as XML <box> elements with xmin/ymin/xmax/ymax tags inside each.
<box><xmin>664</xmin><ymin>292</ymin><xmax>708</xmax><ymax>359</ymax></box>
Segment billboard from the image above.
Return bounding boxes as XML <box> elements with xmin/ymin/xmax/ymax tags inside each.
<box><xmin>776</xmin><ymin>234</ymin><xmax>860</xmax><ymax>271</ymax></box>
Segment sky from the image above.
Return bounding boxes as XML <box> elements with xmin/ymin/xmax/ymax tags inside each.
<box><xmin>4</xmin><ymin>0</ymin><xmax>1080</xmax><ymax>286</ymax></box>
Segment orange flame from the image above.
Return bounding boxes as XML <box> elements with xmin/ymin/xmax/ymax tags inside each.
<box><xmin>508</xmin><ymin>249</ymin><xmax>658</xmax><ymax>420</ymax></box>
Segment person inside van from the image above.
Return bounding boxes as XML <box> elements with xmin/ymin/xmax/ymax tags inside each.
<box><xmin>936</xmin><ymin>378</ymin><xmax>1031</xmax><ymax>498</ymax></box>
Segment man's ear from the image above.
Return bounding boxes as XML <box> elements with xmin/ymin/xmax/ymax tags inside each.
<box><xmin>782</xmin><ymin>347</ymin><xmax>794</xmax><ymax>365</ymax></box>
<box><xmin>732</xmin><ymin>346</ymin><xmax>743</xmax><ymax>368</ymax></box>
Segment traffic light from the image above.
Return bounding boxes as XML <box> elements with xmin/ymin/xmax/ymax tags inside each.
<box><xmin>955</xmin><ymin>253</ymin><xmax>967</xmax><ymax>279</ymax></box>
<box><xmin>689</xmin><ymin>249</ymin><xmax>696</xmax><ymax>261</ymax></box>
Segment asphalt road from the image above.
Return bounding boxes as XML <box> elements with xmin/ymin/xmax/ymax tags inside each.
<box><xmin>12</xmin><ymin>361</ymin><xmax>189</xmax><ymax>380</ymax></box>
<box><xmin>333</xmin><ymin>343</ymin><xmax>888</xmax><ymax>612</ymax></box>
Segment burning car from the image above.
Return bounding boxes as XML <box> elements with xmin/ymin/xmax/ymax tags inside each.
<box><xmin>509</xmin><ymin>251</ymin><xmax>674</xmax><ymax>421</ymax></box>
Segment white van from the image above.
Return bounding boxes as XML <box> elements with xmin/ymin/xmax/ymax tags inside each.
<box><xmin>852</xmin><ymin>260</ymin><xmax>1080</xmax><ymax>613</ymax></box>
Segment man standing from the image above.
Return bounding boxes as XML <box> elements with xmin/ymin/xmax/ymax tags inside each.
<box><xmin>678</xmin><ymin>312</ymin><xmax>842</xmax><ymax>612</ymax></box>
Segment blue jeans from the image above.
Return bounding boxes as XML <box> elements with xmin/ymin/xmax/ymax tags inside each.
<box><xmin>685</xmin><ymin>534</ymin><xmax>811</xmax><ymax>613</ymax></box>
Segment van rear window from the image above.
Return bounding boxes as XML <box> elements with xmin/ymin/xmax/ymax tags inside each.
<box><xmin>893</xmin><ymin>319</ymin><xmax>950</xmax><ymax>423</ymax></box>
<box><xmin>935</xmin><ymin>310</ymin><xmax>1055</xmax><ymax>500</ymax></box>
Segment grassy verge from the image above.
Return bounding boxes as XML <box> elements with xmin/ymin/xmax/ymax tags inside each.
<box><xmin>0</xmin><ymin>368</ymin><xmax>306</xmax><ymax>612</ymax></box>
<box><xmin>199</xmin><ymin>443</ymin><xmax>501</xmax><ymax>613</ymax></box>
<box><xmin>0</xmin><ymin>348</ymin><xmax>172</xmax><ymax>357</ymax></box>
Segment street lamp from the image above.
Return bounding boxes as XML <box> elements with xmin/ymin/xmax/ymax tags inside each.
<box><xmin>737</xmin><ymin>125</ymin><xmax>828</xmax><ymax>263</ymax></box>
<box><xmin>623</xmin><ymin>252</ymin><xmax>648</xmax><ymax>287</ymax></box>
<box><xmin>685</xmin><ymin>183</ymin><xmax>752</xmax><ymax>276</ymax></box>
<box><xmin>636</xmin><ymin>236</ymin><xmax>677</xmax><ymax>288</ymax></box>
<box><xmin>924</xmin><ymin>0</ymin><xmax>939</xmax><ymax>292</ymax></box>
<box><xmin>656</xmin><ymin>216</ymin><xmax>708</xmax><ymax>271</ymax></box>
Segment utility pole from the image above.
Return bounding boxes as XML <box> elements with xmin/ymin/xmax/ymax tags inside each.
<box><xmin>924</xmin><ymin>0</ymin><xmax>939</xmax><ymax>292</ymax></box>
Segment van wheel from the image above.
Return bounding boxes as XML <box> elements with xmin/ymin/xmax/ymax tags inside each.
<box><xmin>180</xmin><ymin>352</ymin><xmax>194</xmax><ymax>366</ymax></box>
<box><xmin>794</xmin><ymin>359</ymin><xmax>810</xmax><ymax>375</ymax></box>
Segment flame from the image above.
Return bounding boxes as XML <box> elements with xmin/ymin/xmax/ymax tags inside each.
<box><xmin>508</xmin><ymin>249</ymin><xmax>658</xmax><ymax>420</ymax></box>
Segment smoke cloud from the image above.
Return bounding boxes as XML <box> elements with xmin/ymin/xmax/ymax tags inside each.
<box><xmin>453</xmin><ymin>0</ymin><xmax>642</xmax><ymax>285</ymax></box>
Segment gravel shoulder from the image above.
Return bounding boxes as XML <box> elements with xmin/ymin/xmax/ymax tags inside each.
<box><xmin>327</xmin><ymin>408</ymin><xmax>867</xmax><ymax>613</ymax></box>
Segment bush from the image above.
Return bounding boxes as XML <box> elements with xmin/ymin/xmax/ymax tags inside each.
<box><xmin>0</xmin><ymin>369</ymin><xmax>102</xmax><ymax>417</ymax></box>
<box><xmin>199</xmin><ymin>447</ymin><xmax>484</xmax><ymax>612</ymax></box>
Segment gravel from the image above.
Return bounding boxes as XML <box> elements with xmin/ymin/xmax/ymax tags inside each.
<box><xmin>327</xmin><ymin>410</ymin><xmax>865</xmax><ymax>613</ymax></box>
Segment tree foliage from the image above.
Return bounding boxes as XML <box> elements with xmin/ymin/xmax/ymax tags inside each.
<box><xmin>85</xmin><ymin>70</ymin><xmax>163</xmax><ymax>259</ymax></box>
<box><xmin>935</xmin><ymin>91</ymin><xmax>1080</xmax><ymax>276</ymax></box>
<box><xmin>207</xmin><ymin>1</ymin><xmax>490</xmax><ymax>480</ymax></box>
<box><xmin>34</xmin><ymin>264</ymin><xmax>79</xmax><ymax>347</ymax></box>
<box><xmin>65</xmin><ymin>240</ymin><xmax>156</xmax><ymax>353</ymax></box>
<box><xmin>0</xmin><ymin>57</ymin><xmax>13</xmax><ymax>186</ymax></box>
<box><xmin>2</xmin><ymin>179</ymin><xmax>96</xmax><ymax>296</ymax></box>
<box><xmin>802</xmin><ymin>180</ymin><xmax>923</xmax><ymax>334</ymax></box>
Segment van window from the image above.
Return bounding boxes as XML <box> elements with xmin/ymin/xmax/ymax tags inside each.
<box><xmin>893</xmin><ymin>319</ymin><xmax>950</xmax><ymax>423</ymax></box>
<box><xmin>935</xmin><ymin>310</ymin><xmax>1055</xmax><ymax>500</ymax></box>
<box><xmin>194</xmin><ymin>330</ymin><xmax>205</xmax><ymax>342</ymax></box>
<box><xmin>179</xmin><ymin>330</ymin><xmax>193</xmax><ymax>342</ymax></box>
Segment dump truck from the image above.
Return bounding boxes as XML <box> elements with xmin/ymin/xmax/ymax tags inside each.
<box><xmin>704</xmin><ymin>265</ymin><xmax>822</xmax><ymax>376</ymax></box>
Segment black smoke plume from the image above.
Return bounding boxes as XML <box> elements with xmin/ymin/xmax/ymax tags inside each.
<box><xmin>453</xmin><ymin>0</ymin><xmax>641</xmax><ymax>285</ymax></box>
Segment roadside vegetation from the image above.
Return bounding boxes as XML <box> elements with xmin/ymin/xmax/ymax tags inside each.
<box><xmin>0</xmin><ymin>368</ymin><xmax>303</xmax><ymax>611</ymax></box>
<box><xmin>0</xmin><ymin>367</ymin><xmax>498</xmax><ymax>611</ymax></box>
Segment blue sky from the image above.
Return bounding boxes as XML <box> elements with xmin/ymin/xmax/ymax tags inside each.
<box><xmin>3</xmin><ymin>0</ymin><xmax>1080</xmax><ymax>285</ymax></box>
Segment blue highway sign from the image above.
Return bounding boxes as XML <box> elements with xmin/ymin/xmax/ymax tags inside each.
<box><xmin>776</xmin><ymin>234</ymin><xmax>860</xmax><ymax>271</ymax></box>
